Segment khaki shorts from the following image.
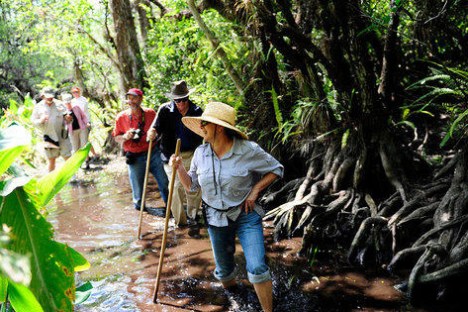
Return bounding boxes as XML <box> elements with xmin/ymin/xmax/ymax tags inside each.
<box><xmin>44</xmin><ymin>138</ymin><xmax>72</xmax><ymax>159</ymax></box>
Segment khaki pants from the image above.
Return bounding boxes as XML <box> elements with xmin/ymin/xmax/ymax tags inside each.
<box><xmin>69</xmin><ymin>129</ymin><xmax>88</xmax><ymax>153</ymax></box>
<box><xmin>164</xmin><ymin>150</ymin><xmax>201</xmax><ymax>226</ymax></box>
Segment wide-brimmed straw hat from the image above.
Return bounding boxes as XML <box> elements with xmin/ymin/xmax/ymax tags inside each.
<box><xmin>182</xmin><ymin>102</ymin><xmax>248</xmax><ymax>139</ymax></box>
<box><xmin>165</xmin><ymin>80</ymin><xmax>195</xmax><ymax>100</ymax></box>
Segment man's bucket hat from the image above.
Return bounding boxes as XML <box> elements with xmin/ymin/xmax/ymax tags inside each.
<box><xmin>165</xmin><ymin>80</ymin><xmax>194</xmax><ymax>100</ymax></box>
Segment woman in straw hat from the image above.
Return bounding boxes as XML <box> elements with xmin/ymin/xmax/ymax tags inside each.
<box><xmin>171</xmin><ymin>102</ymin><xmax>283</xmax><ymax>312</ymax></box>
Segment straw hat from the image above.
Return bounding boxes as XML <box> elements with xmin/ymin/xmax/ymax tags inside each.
<box><xmin>165</xmin><ymin>80</ymin><xmax>194</xmax><ymax>100</ymax></box>
<box><xmin>182</xmin><ymin>102</ymin><xmax>248</xmax><ymax>139</ymax></box>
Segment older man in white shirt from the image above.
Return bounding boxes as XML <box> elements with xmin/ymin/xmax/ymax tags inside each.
<box><xmin>31</xmin><ymin>89</ymin><xmax>72</xmax><ymax>172</ymax></box>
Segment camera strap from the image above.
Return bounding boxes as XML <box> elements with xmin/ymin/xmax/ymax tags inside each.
<box><xmin>128</xmin><ymin>108</ymin><xmax>145</xmax><ymax>131</ymax></box>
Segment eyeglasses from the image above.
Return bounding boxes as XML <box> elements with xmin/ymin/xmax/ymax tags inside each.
<box><xmin>71</xmin><ymin>91</ymin><xmax>79</xmax><ymax>94</ymax></box>
<box><xmin>174</xmin><ymin>97</ymin><xmax>188</xmax><ymax>103</ymax></box>
<box><xmin>200</xmin><ymin>120</ymin><xmax>211</xmax><ymax>127</ymax></box>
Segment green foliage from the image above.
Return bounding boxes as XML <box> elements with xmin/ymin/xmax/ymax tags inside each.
<box><xmin>0</xmin><ymin>123</ymin><xmax>90</xmax><ymax>311</ymax></box>
<box><xmin>1</xmin><ymin>96</ymin><xmax>44</xmax><ymax>168</ymax></box>
<box><xmin>0</xmin><ymin>0</ymin><xmax>72</xmax><ymax>100</ymax></box>
<box><xmin>406</xmin><ymin>64</ymin><xmax>468</xmax><ymax>147</ymax></box>
<box><xmin>270</xmin><ymin>87</ymin><xmax>283</xmax><ymax>127</ymax></box>
<box><xmin>6</xmin><ymin>281</ymin><xmax>43</xmax><ymax>312</ymax></box>
<box><xmin>273</xmin><ymin>97</ymin><xmax>339</xmax><ymax>146</ymax></box>
<box><xmin>341</xmin><ymin>129</ymin><xmax>350</xmax><ymax>149</ymax></box>
<box><xmin>0</xmin><ymin>125</ymin><xmax>29</xmax><ymax>176</ymax></box>
<box><xmin>145</xmin><ymin>2</ymin><xmax>245</xmax><ymax>108</ymax></box>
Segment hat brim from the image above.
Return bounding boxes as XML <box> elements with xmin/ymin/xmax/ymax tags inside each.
<box><xmin>182</xmin><ymin>116</ymin><xmax>248</xmax><ymax>140</ymax></box>
<box><xmin>43</xmin><ymin>93</ymin><xmax>54</xmax><ymax>99</ymax></box>
<box><xmin>165</xmin><ymin>88</ymin><xmax>195</xmax><ymax>100</ymax></box>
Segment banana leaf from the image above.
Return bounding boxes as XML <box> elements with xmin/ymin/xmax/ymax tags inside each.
<box><xmin>28</xmin><ymin>143</ymin><xmax>91</xmax><ymax>207</ymax></box>
<box><xmin>0</xmin><ymin>178</ymin><xmax>88</xmax><ymax>311</ymax></box>
<box><xmin>8</xmin><ymin>281</ymin><xmax>43</xmax><ymax>312</ymax></box>
<box><xmin>0</xmin><ymin>124</ymin><xmax>30</xmax><ymax>176</ymax></box>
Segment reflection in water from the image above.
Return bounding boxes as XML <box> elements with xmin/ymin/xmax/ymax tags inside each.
<box><xmin>48</xmin><ymin>173</ymin><xmax>407</xmax><ymax>312</ymax></box>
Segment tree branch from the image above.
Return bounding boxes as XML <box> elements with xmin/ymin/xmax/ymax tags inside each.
<box><xmin>76</xmin><ymin>25</ymin><xmax>123</xmax><ymax>74</ymax></box>
<box><xmin>378</xmin><ymin>0</ymin><xmax>402</xmax><ymax>100</ymax></box>
<box><xmin>147</xmin><ymin>0</ymin><xmax>168</xmax><ymax>16</ymax></box>
<box><xmin>186</xmin><ymin>0</ymin><xmax>245</xmax><ymax>94</ymax></box>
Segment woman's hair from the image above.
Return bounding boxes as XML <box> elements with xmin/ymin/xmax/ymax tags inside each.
<box><xmin>224</xmin><ymin>127</ymin><xmax>244</xmax><ymax>140</ymax></box>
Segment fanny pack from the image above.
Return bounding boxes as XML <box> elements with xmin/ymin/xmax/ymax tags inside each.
<box><xmin>201</xmin><ymin>200</ymin><xmax>241</xmax><ymax>224</ymax></box>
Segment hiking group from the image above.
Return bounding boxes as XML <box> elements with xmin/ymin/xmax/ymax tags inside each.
<box><xmin>31</xmin><ymin>86</ymin><xmax>99</xmax><ymax>173</ymax></box>
<box><xmin>112</xmin><ymin>80</ymin><xmax>283</xmax><ymax>312</ymax></box>
<box><xmin>33</xmin><ymin>80</ymin><xmax>283</xmax><ymax>312</ymax></box>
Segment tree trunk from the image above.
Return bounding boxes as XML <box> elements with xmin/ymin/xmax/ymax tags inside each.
<box><xmin>135</xmin><ymin>0</ymin><xmax>149</xmax><ymax>45</ymax></box>
<box><xmin>109</xmin><ymin>0</ymin><xmax>147</xmax><ymax>91</ymax></box>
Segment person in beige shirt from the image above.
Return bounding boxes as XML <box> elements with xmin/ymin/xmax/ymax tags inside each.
<box><xmin>31</xmin><ymin>89</ymin><xmax>72</xmax><ymax>172</ymax></box>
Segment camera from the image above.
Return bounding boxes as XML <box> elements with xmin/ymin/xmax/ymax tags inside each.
<box><xmin>130</xmin><ymin>129</ymin><xmax>144</xmax><ymax>142</ymax></box>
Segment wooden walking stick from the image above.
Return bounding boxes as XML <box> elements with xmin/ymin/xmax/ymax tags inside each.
<box><xmin>137</xmin><ymin>139</ymin><xmax>153</xmax><ymax>239</ymax></box>
<box><xmin>153</xmin><ymin>138</ymin><xmax>181</xmax><ymax>303</ymax></box>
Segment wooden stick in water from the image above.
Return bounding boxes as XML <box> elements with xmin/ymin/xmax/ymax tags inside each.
<box><xmin>152</xmin><ymin>138</ymin><xmax>181</xmax><ymax>302</ymax></box>
<box><xmin>137</xmin><ymin>139</ymin><xmax>153</xmax><ymax>239</ymax></box>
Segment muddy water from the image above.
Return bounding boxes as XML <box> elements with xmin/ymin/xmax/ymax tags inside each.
<box><xmin>48</xmin><ymin>166</ymin><xmax>410</xmax><ymax>312</ymax></box>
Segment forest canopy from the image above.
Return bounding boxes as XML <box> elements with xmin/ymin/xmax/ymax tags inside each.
<box><xmin>1</xmin><ymin>0</ymin><xmax>467</xmax><ymax>310</ymax></box>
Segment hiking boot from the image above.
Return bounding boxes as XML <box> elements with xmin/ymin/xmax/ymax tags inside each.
<box><xmin>135</xmin><ymin>206</ymin><xmax>147</xmax><ymax>212</ymax></box>
<box><xmin>187</xmin><ymin>218</ymin><xmax>201</xmax><ymax>238</ymax></box>
<box><xmin>146</xmin><ymin>207</ymin><xmax>166</xmax><ymax>217</ymax></box>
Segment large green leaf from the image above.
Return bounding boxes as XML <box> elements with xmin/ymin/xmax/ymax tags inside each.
<box><xmin>0</xmin><ymin>125</ymin><xmax>30</xmax><ymax>176</ymax></box>
<box><xmin>0</xmin><ymin>276</ymin><xmax>7</xmax><ymax>302</ymax></box>
<box><xmin>8</xmin><ymin>282</ymin><xmax>43</xmax><ymax>312</ymax></box>
<box><xmin>34</xmin><ymin>143</ymin><xmax>91</xmax><ymax>206</ymax></box>
<box><xmin>0</xmin><ymin>183</ymin><xmax>86</xmax><ymax>311</ymax></box>
<box><xmin>68</xmin><ymin>245</ymin><xmax>90</xmax><ymax>272</ymax></box>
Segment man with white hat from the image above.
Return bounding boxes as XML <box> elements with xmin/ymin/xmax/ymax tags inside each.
<box><xmin>31</xmin><ymin>88</ymin><xmax>72</xmax><ymax>172</ymax></box>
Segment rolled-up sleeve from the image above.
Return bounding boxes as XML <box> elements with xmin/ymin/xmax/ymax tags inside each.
<box><xmin>247</xmin><ymin>141</ymin><xmax>284</xmax><ymax>178</ymax></box>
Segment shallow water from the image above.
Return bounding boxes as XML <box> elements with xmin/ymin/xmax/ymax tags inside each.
<box><xmin>48</xmin><ymin>168</ymin><xmax>409</xmax><ymax>312</ymax></box>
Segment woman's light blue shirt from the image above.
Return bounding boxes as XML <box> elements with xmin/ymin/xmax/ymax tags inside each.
<box><xmin>188</xmin><ymin>138</ymin><xmax>284</xmax><ymax>227</ymax></box>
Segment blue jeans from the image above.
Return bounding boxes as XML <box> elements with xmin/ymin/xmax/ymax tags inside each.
<box><xmin>207</xmin><ymin>210</ymin><xmax>271</xmax><ymax>284</ymax></box>
<box><xmin>127</xmin><ymin>146</ymin><xmax>169</xmax><ymax>208</ymax></box>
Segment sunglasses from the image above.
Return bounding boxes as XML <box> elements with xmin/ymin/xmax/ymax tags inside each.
<box><xmin>71</xmin><ymin>90</ymin><xmax>80</xmax><ymax>94</ymax></box>
<box><xmin>200</xmin><ymin>120</ymin><xmax>211</xmax><ymax>127</ymax></box>
<box><xmin>174</xmin><ymin>97</ymin><xmax>188</xmax><ymax>103</ymax></box>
